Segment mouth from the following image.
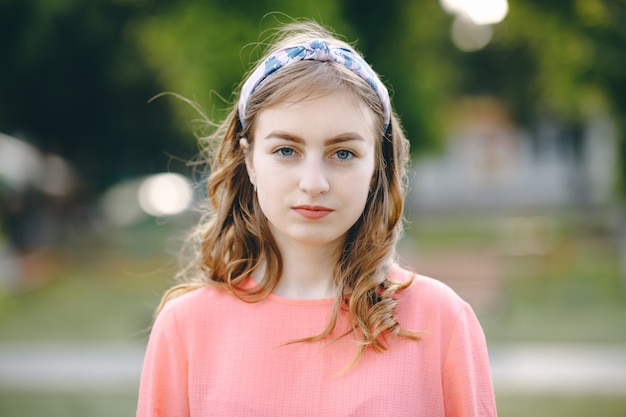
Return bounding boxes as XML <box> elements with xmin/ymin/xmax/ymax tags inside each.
<box><xmin>292</xmin><ymin>205</ymin><xmax>334</xmax><ymax>220</ymax></box>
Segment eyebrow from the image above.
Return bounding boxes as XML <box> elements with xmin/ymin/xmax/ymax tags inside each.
<box><xmin>264</xmin><ymin>130</ymin><xmax>366</xmax><ymax>146</ymax></box>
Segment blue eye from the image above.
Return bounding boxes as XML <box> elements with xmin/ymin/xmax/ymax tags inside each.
<box><xmin>277</xmin><ymin>147</ymin><xmax>295</xmax><ymax>157</ymax></box>
<box><xmin>335</xmin><ymin>149</ymin><xmax>354</xmax><ymax>160</ymax></box>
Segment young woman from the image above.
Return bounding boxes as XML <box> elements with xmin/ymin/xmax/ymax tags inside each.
<box><xmin>137</xmin><ymin>21</ymin><xmax>497</xmax><ymax>417</ymax></box>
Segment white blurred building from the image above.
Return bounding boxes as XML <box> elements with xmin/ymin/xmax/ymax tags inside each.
<box><xmin>408</xmin><ymin>98</ymin><xmax>617</xmax><ymax>212</ymax></box>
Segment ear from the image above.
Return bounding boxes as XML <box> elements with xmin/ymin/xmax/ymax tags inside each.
<box><xmin>240</xmin><ymin>138</ymin><xmax>256</xmax><ymax>186</ymax></box>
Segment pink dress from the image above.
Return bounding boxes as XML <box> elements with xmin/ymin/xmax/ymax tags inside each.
<box><xmin>137</xmin><ymin>265</ymin><xmax>497</xmax><ymax>416</ymax></box>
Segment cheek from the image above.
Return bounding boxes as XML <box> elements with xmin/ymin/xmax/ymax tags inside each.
<box><xmin>345</xmin><ymin>171</ymin><xmax>371</xmax><ymax>194</ymax></box>
<box><xmin>251</xmin><ymin>156</ymin><xmax>281</xmax><ymax>187</ymax></box>
<box><xmin>359</xmin><ymin>154</ymin><xmax>377</xmax><ymax>189</ymax></box>
<box><xmin>251</xmin><ymin>156</ymin><xmax>287</xmax><ymax>215</ymax></box>
<box><xmin>344</xmin><ymin>160</ymin><xmax>376</xmax><ymax>203</ymax></box>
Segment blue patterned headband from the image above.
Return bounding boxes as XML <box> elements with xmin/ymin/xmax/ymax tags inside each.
<box><xmin>238</xmin><ymin>39</ymin><xmax>391</xmax><ymax>132</ymax></box>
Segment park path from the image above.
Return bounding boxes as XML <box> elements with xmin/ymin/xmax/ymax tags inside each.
<box><xmin>1</xmin><ymin>340</ymin><xmax>625</xmax><ymax>396</ymax></box>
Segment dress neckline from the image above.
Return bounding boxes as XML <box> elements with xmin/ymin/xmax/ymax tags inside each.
<box><xmin>242</xmin><ymin>277</ymin><xmax>335</xmax><ymax>306</ymax></box>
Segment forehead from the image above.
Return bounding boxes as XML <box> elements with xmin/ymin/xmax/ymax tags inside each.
<box><xmin>252</xmin><ymin>89</ymin><xmax>378</xmax><ymax>142</ymax></box>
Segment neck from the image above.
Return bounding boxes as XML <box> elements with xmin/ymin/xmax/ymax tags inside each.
<box><xmin>253</xmin><ymin>240</ymin><xmax>341</xmax><ymax>300</ymax></box>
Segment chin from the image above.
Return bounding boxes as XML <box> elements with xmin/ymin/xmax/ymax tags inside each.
<box><xmin>287</xmin><ymin>231</ymin><xmax>345</xmax><ymax>248</ymax></box>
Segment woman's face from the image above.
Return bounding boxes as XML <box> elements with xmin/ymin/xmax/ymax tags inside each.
<box><xmin>244</xmin><ymin>89</ymin><xmax>378</xmax><ymax>250</ymax></box>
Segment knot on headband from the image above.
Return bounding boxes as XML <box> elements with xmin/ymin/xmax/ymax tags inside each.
<box><xmin>238</xmin><ymin>39</ymin><xmax>391</xmax><ymax>132</ymax></box>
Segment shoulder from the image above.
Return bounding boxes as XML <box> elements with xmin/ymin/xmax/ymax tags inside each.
<box><xmin>389</xmin><ymin>264</ymin><xmax>472</xmax><ymax>324</ymax></box>
<box><xmin>157</xmin><ymin>284</ymin><xmax>233</xmax><ymax>323</ymax></box>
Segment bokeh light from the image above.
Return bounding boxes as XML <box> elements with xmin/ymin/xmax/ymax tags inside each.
<box><xmin>451</xmin><ymin>16</ymin><xmax>493</xmax><ymax>52</ymax></box>
<box><xmin>441</xmin><ymin>0</ymin><xmax>508</xmax><ymax>51</ymax></box>
<box><xmin>100</xmin><ymin>173</ymin><xmax>192</xmax><ymax>227</ymax></box>
<box><xmin>0</xmin><ymin>133</ymin><xmax>75</xmax><ymax>198</ymax></box>
<box><xmin>137</xmin><ymin>173</ymin><xmax>193</xmax><ymax>217</ymax></box>
<box><xmin>100</xmin><ymin>178</ymin><xmax>146</xmax><ymax>227</ymax></box>
<box><xmin>0</xmin><ymin>133</ymin><xmax>42</xmax><ymax>190</ymax></box>
<box><xmin>440</xmin><ymin>0</ymin><xmax>509</xmax><ymax>25</ymax></box>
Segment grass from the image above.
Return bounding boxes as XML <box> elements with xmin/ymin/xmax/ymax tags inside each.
<box><xmin>0</xmin><ymin>250</ymin><xmax>173</xmax><ymax>342</ymax></box>
<box><xmin>408</xmin><ymin>210</ymin><xmax>626</xmax><ymax>343</ymax></box>
<box><xmin>479</xmin><ymin>236</ymin><xmax>626</xmax><ymax>342</ymax></box>
<box><xmin>1</xmin><ymin>393</ymin><xmax>626</xmax><ymax>417</ymax></box>
<box><xmin>0</xmin><ymin>220</ymin><xmax>182</xmax><ymax>341</ymax></box>
<box><xmin>0</xmin><ymin>392</ymin><xmax>138</xmax><ymax>417</ymax></box>
<box><xmin>495</xmin><ymin>395</ymin><xmax>626</xmax><ymax>417</ymax></box>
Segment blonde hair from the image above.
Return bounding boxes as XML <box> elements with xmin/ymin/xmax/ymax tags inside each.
<box><xmin>158</xmin><ymin>20</ymin><xmax>419</xmax><ymax>365</ymax></box>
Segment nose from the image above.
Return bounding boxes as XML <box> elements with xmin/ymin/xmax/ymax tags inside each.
<box><xmin>299</xmin><ymin>158</ymin><xmax>329</xmax><ymax>196</ymax></box>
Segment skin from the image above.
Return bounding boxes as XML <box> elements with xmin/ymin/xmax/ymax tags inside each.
<box><xmin>242</xmin><ymin>90</ymin><xmax>378</xmax><ymax>299</ymax></box>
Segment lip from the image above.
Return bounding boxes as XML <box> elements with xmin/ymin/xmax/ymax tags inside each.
<box><xmin>292</xmin><ymin>205</ymin><xmax>334</xmax><ymax>220</ymax></box>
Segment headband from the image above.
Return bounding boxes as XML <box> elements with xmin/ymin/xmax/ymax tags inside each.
<box><xmin>238</xmin><ymin>39</ymin><xmax>391</xmax><ymax>132</ymax></box>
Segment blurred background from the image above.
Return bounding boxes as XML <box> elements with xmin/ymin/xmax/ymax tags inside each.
<box><xmin>1</xmin><ymin>0</ymin><xmax>625</xmax><ymax>415</ymax></box>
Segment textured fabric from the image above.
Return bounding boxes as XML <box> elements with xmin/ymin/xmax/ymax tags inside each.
<box><xmin>137</xmin><ymin>266</ymin><xmax>497</xmax><ymax>416</ymax></box>
<box><xmin>238</xmin><ymin>39</ymin><xmax>392</xmax><ymax>131</ymax></box>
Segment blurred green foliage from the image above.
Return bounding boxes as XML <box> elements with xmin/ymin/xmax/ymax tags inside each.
<box><xmin>0</xmin><ymin>0</ymin><xmax>624</xmax><ymax>192</ymax></box>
